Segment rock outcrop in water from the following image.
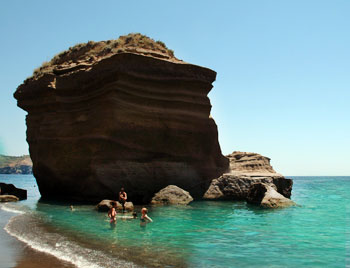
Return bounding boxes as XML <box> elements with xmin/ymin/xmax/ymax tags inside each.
<box><xmin>96</xmin><ymin>199</ymin><xmax>134</xmax><ymax>212</ymax></box>
<box><xmin>151</xmin><ymin>185</ymin><xmax>193</xmax><ymax>205</ymax></box>
<box><xmin>247</xmin><ymin>183</ymin><xmax>296</xmax><ymax>208</ymax></box>
<box><xmin>203</xmin><ymin>151</ymin><xmax>293</xmax><ymax>200</ymax></box>
<box><xmin>14</xmin><ymin>33</ymin><xmax>228</xmax><ymax>203</ymax></box>
<box><xmin>0</xmin><ymin>183</ymin><xmax>27</xmax><ymax>200</ymax></box>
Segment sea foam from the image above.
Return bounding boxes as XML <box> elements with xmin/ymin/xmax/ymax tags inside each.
<box><xmin>0</xmin><ymin>204</ymin><xmax>25</xmax><ymax>214</ymax></box>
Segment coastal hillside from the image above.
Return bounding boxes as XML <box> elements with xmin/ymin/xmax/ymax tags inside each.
<box><xmin>0</xmin><ymin>155</ymin><xmax>32</xmax><ymax>174</ymax></box>
<box><xmin>14</xmin><ymin>33</ymin><xmax>228</xmax><ymax>202</ymax></box>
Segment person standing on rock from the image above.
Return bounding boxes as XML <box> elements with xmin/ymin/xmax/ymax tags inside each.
<box><xmin>119</xmin><ymin>187</ymin><xmax>127</xmax><ymax>213</ymax></box>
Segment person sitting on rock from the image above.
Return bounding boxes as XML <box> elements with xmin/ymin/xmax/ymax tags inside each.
<box><xmin>119</xmin><ymin>187</ymin><xmax>127</xmax><ymax>213</ymax></box>
<box><xmin>140</xmin><ymin>207</ymin><xmax>152</xmax><ymax>227</ymax></box>
<box><xmin>108</xmin><ymin>201</ymin><xmax>117</xmax><ymax>223</ymax></box>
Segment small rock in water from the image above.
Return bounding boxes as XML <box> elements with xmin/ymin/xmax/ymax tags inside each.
<box><xmin>151</xmin><ymin>185</ymin><xmax>193</xmax><ymax>205</ymax></box>
<box><xmin>116</xmin><ymin>201</ymin><xmax>134</xmax><ymax>212</ymax></box>
<box><xmin>96</xmin><ymin>199</ymin><xmax>134</xmax><ymax>212</ymax></box>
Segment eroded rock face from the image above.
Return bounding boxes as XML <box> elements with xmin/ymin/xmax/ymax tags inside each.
<box><xmin>203</xmin><ymin>152</ymin><xmax>293</xmax><ymax>200</ymax></box>
<box><xmin>247</xmin><ymin>183</ymin><xmax>296</xmax><ymax>208</ymax></box>
<box><xmin>151</xmin><ymin>185</ymin><xmax>193</xmax><ymax>205</ymax></box>
<box><xmin>14</xmin><ymin>34</ymin><xmax>228</xmax><ymax>203</ymax></box>
<box><xmin>227</xmin><ymin>151</ymin><xmax>276</xmax><ymax>173</ymax></box>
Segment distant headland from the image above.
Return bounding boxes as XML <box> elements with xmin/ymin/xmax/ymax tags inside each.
<box><xmin>0</xmin><ymin>155</ymin><xmax>32</xmax><ymax>174</ymax></box>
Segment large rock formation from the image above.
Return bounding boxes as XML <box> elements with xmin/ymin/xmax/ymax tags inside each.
<box><xmin>203</xmin><ymin>151</ymin><xmax>293</xmax><ymax>200</ymax></box>
<box><xmin>14</xmin><ymin>34</ymin><xmax>228</xmax><ymax>203</ymax></box>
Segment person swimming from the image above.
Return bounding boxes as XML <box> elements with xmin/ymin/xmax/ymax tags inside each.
<box><xmin>108</xmin><ymin>201</ymin><xmax>117</xmax><ymax>223</ymax></box>
<box><xmin>140</xmin><ymin>207</ymin><xmax>152</xmax><ymax>227</ymax></box>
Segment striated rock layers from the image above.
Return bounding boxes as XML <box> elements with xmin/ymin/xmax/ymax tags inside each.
<box><xmin>226</xmin><ymin>151</ymin><xmax>276</xmax><ymax>173</ymax></box>
<box><xmin>14</xmin><ymin>34</ymin><xmax>228</xmax><ymax>203</ymax></box>
<box><xmin>204</xmin><ymin>151</ymin><xmax>293</xmax><ymax>200</ymax></box>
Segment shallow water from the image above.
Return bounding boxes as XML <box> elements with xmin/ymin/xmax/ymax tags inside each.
<box><xmin>0</xmin><ymin>175</ymin><xmax>349</xmax><ymax>267</ymax></box>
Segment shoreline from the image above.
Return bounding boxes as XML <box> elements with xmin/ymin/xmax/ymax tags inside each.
<box><xmin>0</xmin><ymin>208</ymin><xmax>75</xmax><ymax>268</ymax></box>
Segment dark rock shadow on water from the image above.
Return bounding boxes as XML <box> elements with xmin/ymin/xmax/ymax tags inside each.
<box><xmin>245</xmin><ymin>201</ymin><xmax>300</xmax><ymax>216</ymax></box>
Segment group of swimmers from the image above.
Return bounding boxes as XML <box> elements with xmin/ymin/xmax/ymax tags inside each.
<box><xmin>108</xmin><ymin>187</ymin><xmax>153</xmax><ymax>227</ymax></box>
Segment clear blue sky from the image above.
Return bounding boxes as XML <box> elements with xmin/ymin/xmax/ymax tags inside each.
<box><xmin>0</xmin><ymin>0</ymin><xmax>349</xmax><ymax>175</ymax></box>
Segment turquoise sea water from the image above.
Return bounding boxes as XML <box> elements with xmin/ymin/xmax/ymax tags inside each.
<box><xmin>0</xmin><ymin>175</ymin><xmax>349</xmax><ymax>267</ymax></box>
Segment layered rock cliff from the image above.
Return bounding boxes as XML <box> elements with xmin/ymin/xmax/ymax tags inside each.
<box><xmin>226</xmin><ymin>151</ymin><xmax>276</xmax><ymax>173</ymax></box>
<box><xmin>14</xmin><ymin>34</ymin><xmax>228</xmax><ymax>203</ymax></box>
<box><xmin>204</xmin><ymin>151</ymin><xmax>293</xmax><ymax>200</ymax></box>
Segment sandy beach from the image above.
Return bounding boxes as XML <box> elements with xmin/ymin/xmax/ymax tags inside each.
<box><xmin>0</xmin><ymin>209</ymin><xmax>74</xmax><ymax>268</ymax></box>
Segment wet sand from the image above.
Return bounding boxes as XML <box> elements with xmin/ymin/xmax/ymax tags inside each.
<box><xmin>0</xmin><ymin>209</ymin><xmax>74</xmax><ymax>268</ymax></box>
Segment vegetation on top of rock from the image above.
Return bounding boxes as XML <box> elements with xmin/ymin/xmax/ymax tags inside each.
<box><xmin>32</xmin><ymin>33</ymin><xmax>180</xmax><ymax>79</ymax></box>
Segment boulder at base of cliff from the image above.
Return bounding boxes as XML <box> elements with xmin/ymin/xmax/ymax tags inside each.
<box><xmin>0</xmin><ymin>195</ymin><xmax>19</xmax><ymax>202</ymax></box>
<box><xmin>96</xmin><ymin>199</ymin><xmax>134</xmax><ymax>212</ymax></box>
<box><xmin>151</xmin><ymin>185</ymin><xmax>193</xmax><ymax>205</ymax></box>
<box><xmin>0</xmin><ymin>183</ymin><xmax>27</xmax><ymax>200</ymax></box>
<box><xmin>247</xmin><ymin>183</ymin><xmax>296</xmax><ymax>208</ymax></box>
